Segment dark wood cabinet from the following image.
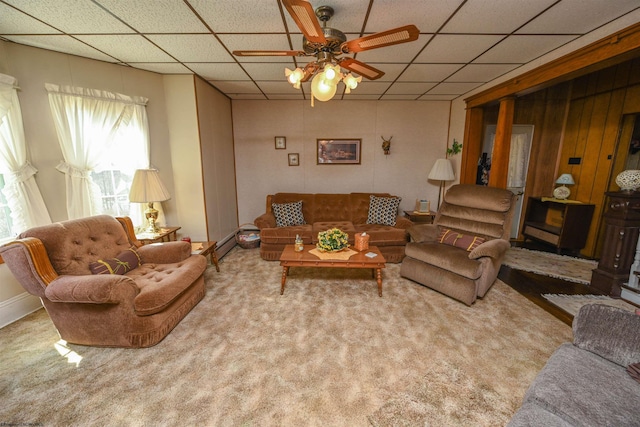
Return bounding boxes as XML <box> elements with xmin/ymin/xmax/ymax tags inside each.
<box><xmin>522</xmin><ymin>197</ymin><xmax>595</xmax><ymax>254</ymax></box>
<box><xmin>591</xmin><ymin>191</ymin><xmax>640</xmax><ymax>297</ymax></box>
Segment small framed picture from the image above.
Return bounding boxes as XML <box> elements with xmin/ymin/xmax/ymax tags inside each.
<box><xmin>288</xmin><ymin>153</ymin><xmax>299</xmax><ymax>166</ymax></box>
<box><xmin>275</xmin><ymin>136</ymin><xmax>286</xmax><ymax>149</ymax></box>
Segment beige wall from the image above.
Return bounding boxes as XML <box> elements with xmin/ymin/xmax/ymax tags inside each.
<box><xmin>232</xmin><ymin>100</ymin><xmax>455</xmax><ymax>224</ymax></box>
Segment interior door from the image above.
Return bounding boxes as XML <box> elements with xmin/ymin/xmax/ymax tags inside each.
<box><xmin>483</xmin><ymin>125</ymin><xmax>535</xmax><ymax>239</ymax></box>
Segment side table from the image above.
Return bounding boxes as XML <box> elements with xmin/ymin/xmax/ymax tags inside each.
<box><xmin>136</xmin><ymin>226</ymin><xmax>181</xmax><ymax>245</ymax></box>
<box><xmin>191</xmin><ymin>241</ymin><xmax>220</xmax><ymax>272</ymax></box>
<box><xmin>403</xmin><ymin>210</ymin><xmax>435</xmax><ymax>224</ymax></box>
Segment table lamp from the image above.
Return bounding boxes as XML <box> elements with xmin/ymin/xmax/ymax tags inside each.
<box><xmin>553</xmin><ymin>173</ymin><xmax>575</xmax><ymax>200</ymax></box>
<box><xmin>129</xmin><ymin>169</ymin><xmax>171</xmax><ymax>234</ymax></box>
<box><xmin>428</xmin><ymin>158</ymin><xmax>455</xmax><ymax>209</ymax></box>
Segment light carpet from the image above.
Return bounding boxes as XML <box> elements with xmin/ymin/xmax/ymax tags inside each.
<box><xmin>502</xmin><ymin>247</ymin><xmax>597</xmax><ymax>285</ymax></box>
<box><xmin>542</xmin><ymin>294</ymin><xmax>639</xmax><ymax>316</ymax></box>
<box><xmin>0</xmin><ymin>247</ymin><xmax>572</xmax><ymax>426</ymax></box>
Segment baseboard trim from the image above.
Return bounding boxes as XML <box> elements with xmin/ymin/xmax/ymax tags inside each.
<box><xmin>0</xmin><ymin>292</ymin><xmax>43</xmax><ymax>329</ymax></box>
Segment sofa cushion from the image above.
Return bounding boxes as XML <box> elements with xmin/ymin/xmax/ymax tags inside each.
<box><xmin>520</xmin><ymin>343</ymin><xmax>640</xmax><ymax>427</ymax></box>
<box><xmin>89</xmin><ymin>247</ymin><xmax>141</xmax><ymax>275</ymax></box>
<box><xmin>355</xmin><ymin>224</ymin><xmax>408</xmax><ymax>246</ymax></box>
<box><xmin>367</xmin><ymin>195</ymin><xmax>401</xmax><ymax>226</ymax></box>
<box><xmin>260</xmin><ymin>224</ymin><xmax>313</xmax><ymax>245</ymax></box>
<box><xmin>404</xmin><ymin>241</ymin><xmax>482</xmax><ymax>280</ymax></box>
<box><xmin>272</xmin><ymin>201</ymin><xmax>306</xmax><ymax>227</ymax></box>
<box><xmin>438</xmin><ymin>228</ymin><xmax>486</xmax><ymax>251</ymax></box>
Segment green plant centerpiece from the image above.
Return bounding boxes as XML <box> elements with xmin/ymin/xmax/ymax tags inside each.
<box><xmin>316</xmin><ymin>228</ymin><xmax>349</xmax><ymax>252</ymax></box>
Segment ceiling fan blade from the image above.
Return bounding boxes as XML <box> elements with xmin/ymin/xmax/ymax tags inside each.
<box><xmin>342</xmin><ymin>25</ymin><xmax>420</xmax><ymax>53</ymax></box>
<box><xmin>233</xmin><ymin>50</ymin><xmax>305</xmax><ymax>57</ymax></box>
<box><xmin>339</xmin><ymin>58</ymin><xmax>385</xmax><ymax>80</ymax></box>
<box><xmin>282</xmin><ymin>0</ymin><xmax>326</xmax><ymax>44</ymax></box>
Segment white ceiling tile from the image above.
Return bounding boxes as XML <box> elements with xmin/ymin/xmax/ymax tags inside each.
<box><xmin>212</xmin><ymin>81</ymin><xmax>262</xmax><ymax>94</ymax></box>
<box><xmin>355</xmin><ymin>35</ymin><xmax>427</xmax><ymax>63</ymax></box>
<box><xmin>427</xmin><ymin>82</ymin><xmax>483</xmax><ymax>95</ymax></box>
<box><xmin>187</xmin><ymin>63</ymin><xmax>249</xmax><ymax>81</ymax></box>
<box><xmin>380</xmin><ymin>94</ymin><xmax>420</xmax><ymax>100</ymax></box>
<box><xmin>242</xmin><ymin>63</ymin><xmax>293</xmax><ymax>81</ymax></box>
<box><xmin>339</xmin><ymin>81</ymin><xmax>391</xmax><ymax>95</ymax></box>
<box><xmin>418</xmin><ymin>94</ymin><xmax>459</xmax><ymax>101</ymax></box>
<box><xmin>414</xmin><ymin>35</ymin><xmax>504</xmax><ymax>63</ymax></box>
<box><xmin>75</xmin><ymin>35</ymin><xmax>174</xmax><ymax>62</ymax></box>
<box><xmin>94</xmin><ymin>0</ymin><xmax>209</xmax><ymax>33</ymax></box>
<box><xmin>189</xmin><ymin>0</ymin><xmax>286</xmax><ymax>33</ymax></box>
<box><xmin>2</xmin><ymin>0</ymin><xmax>134</xmax><ymax>33</ymax></box>
<box><xmin>228</xmin><ymin>93</ymin><xmax>267</xmax><ymax>100</ymax></box>
<box><xmin>442</xmin><ymin>0</ymin><xmax>558</xmax><ymax>33</ymax></box>
<box><xmin>218</xmin><ymin>34</ymin><xmax>295</xmax><ymax>63</ymax></box>
<box><xmin>517</xmin><ymin>0</ymin><xmax>640</xmax><ymax>34</ymax></box>
<box><xmin>128</xmin><ymin>63</ymin><xmax>192</xmax><ymax>74</ymax></box>
<box><xmin>147</xmin><ymin>34</ymin><xmax>232</xmax><ymax>62</ymax></box>
<box><xmin>474</xmin><ymin>35</ymin><xmax>578</xmax><ymax>64</ymax></box>
<box><xmin>446</xmin><ymin>64</ymin><xmax>521</xmax><ymax>82</ymax></box>
<box><xmin>385</xmin><ymin>82</ymin><xmax>437</xmax><ymax>95</ymax></box>
<box><xmin>2</xmin><ymin>35</ymin><xmax>118</xmax><ymax>62</ymax></box>
<box><xmin>342</xmin><ymin>94</ymin><xmax>383</xmax><ymax>100</ymax></box>
<box><xmin>268</xmin><ymin>93</ymin><xmax>305</xmax><ymax>100</ymax></box>
<box><xmin>366</xmin><ymin>64</ymin><xmax>409</xmax><ymax>82</ymax></box>
<box><xmin>398</xmin><ymin>64</ymin><xmax>463</xmax><ymax>82</ymax></box>
<box><xmin>366</xmin><ymin>0</ymin><xmax>465</xmax><ymax>33</ymax></box>
<box><xmin>0</xmin><ymin>4</ymin><xmax>61</xmax><ymax>34</ymax></box>
<box><xmin>256</xmin><ymin>81</ymin><xmax>303</xmax><ymax>94</ymax></box>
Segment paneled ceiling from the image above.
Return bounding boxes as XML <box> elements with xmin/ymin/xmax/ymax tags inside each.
<box><xmin>1</xmin><ymin>0</ymin><xmax>639</xmax><ymax>101</ymax></box>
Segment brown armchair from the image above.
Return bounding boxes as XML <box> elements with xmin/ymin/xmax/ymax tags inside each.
<box><xmin>0</xmin><ymin>215</ymin><xmax>207</xmax><ymax>348</ymax></box>
<box><xmin>400</xmin><ymin>184</ymin><xmax>516</xmax><ymax>305</ymax></box>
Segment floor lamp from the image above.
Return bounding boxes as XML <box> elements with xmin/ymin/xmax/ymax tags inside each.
<box><xmin>428</xmin><ymin>158</ymin><xmax>455</xmax><ymax>209</ymax></box>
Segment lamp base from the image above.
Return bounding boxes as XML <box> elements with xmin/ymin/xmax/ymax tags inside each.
<box><xmin>144</xmin><ymin>202</ymin><xmax>161</xmax><ymax>234</ymax></box>
<box><xmin>553</xmin><ymin>185</ymin><xmax>571</xmax><ymax>200</ymax></box>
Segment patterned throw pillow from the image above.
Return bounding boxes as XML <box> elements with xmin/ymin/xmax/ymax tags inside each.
<box><xmin>366</xmin><ymin>195</ymin><xmax>401</xmax><ymax>226</ymax></box>
<box><xmin>438</xmin><ymin>228</ymin><xmax>486</xmax><ymax>251</ymax></box>
<box><xmin>89</xmin><ymin>247</ymin><xmax>142</xmax><ymax>275</ymax></box>
<box><xmin>272</xmin><ymin>201</ymin><xmax>306</xmax><ymax>227</ymax></box>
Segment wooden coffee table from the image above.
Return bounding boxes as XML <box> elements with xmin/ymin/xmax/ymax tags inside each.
<box><xmin>279</xmin><ymin>244</ymin><xmax>386</xmax><ymax>297</ymax></box>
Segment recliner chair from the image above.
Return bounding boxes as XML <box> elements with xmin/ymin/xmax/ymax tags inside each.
<box><xmin>400</xmin><ymin>184</ymin><xmax>516</xmax><ymax>305</ymax></box>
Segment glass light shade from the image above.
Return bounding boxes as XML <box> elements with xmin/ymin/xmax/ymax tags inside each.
<box><xmin>285</xmin><ymin>67</ymin><xmax>304</xmax><ymax>89</ymax></box>
<box><xmin>323</xmin><ymin>64</ymin><xmax>342</xmax><ymax>84</ymax></box>
<box><xmin>555</xmin><ymin>173</ymin><xmax>575</xmax><ymax>185</ymax></box>
<box><xmin>311</xmin><ymin>71</ymin><xmax>337</xmax><ymax>102</ymax></box>
<box><xmin>428</xmin><ymin>159</ymin><xmax>455</xmax><ymax>181</ymax></box>
<box><xmin>129</xmin><ymin>169</ymin><xmax>171</xmax><ymax>203</ymax></box>
<box><xmin>343</xmin><ymin>73</ymin><xmax>362</xmax><ymax>93</ymax></box>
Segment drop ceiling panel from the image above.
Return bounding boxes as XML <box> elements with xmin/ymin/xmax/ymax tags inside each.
<box><xmin>256</xmin><ymin>81</ymin><xmax>302</xmax><ymax>94</ymax></box>
<box><xmin>442</xmin><ymin>0</ymin><xmax>558</xmax><ymax>33</ymax></box>
<box><xmin>0</xmin><ymin>4</ymin><xmax>61</xmax><ymax>34</ymax></box>
<box><xmin>385</xmin><ymin>82</ymin><xmax>437</xmax><ymax>95</ymax></box>
<box><xmin>242</xmin><ymin>63</ymin><xmax>292</xmax><ymax>81</ymax></box>
<box><xmin>94</xmin><ymin>0</ymin><xmax>209</xmax><ymax>33</ymax></box>
<box><xmin>187</xmin><ymin>63</ymin><xmax>249</xmax><ymax>81</ymax></box>
<box><xmin>447</xmin><ymin>63</ymin><xmax>521</xmax><ymax>82</ymax></box>
<box><xmin>189</xmin><ymin>0</ymin><xmax>287</xmax><ymax>33</ymax></box>
<box><xmin>344</xmin><ymin>81</ymin><xmax>392</xmax><ymax>95</ymax></box>
<box><xmin>147</xmin><ymin>34</ymin><xmax>232</xmax><ymax>62</ymax></box>
<box><xmin>366</xmin><ymin>64</ymin><xmax>409</xmax><ymax>82</ymax></box>
<box><xmin>129</xmin><ymin>63</ymin><xmax>192</xmax><ymax>74</ymax></box>
<box><xmin>381</xmin><ymin>94</ymin><xmax>420</xmax><ymax>100</ymax></box>
<box><xmin>75</xmin><ymin>34</ymin><xmax>175</xmax><ymax>62</ymax></box>
<box><xmin>210</xmin><ymin>81</ymin><xmax>262</xmax><ymax>95</ymax></box>
<box><xmin>414</xmin><ymin>35</ymin><xmax>504</xmax><ymax>63</ymax></box>
<box><xmin>517</xmin><ymin>0</ymin><xmax>640</xmax><ymax>34</ymax></box>
<box><xmin>365</xmin><ymin>0</ymin><xmax>465</xmax><ymax>33</ymax></box>
<box><xmin>2</xmin><ymin>0</ymin><xmax>134</xmax><ymax>33</ymax></box>
<box><xmin>398</xmin><ymin>64</ymin><xmax>464</xmax><ymax>82</ymax></box>
<box><xmin>427</xmin><ymin>82</ymin><xmax>483</xmax><ymax>95</ymax></box>
<box><xmin>418</xmin><ymin>94</ymin><xmax>459</xmax><ymax>101</ymax></box>
<box><xmin>474</xmin><ymin>34</ymin><xmax>578</xmax><ymax>64</ymax></box>
<box><xmin>2</xmin><ymin>35</ymin><xmax>118</xmax><ymax>62</ymax></box>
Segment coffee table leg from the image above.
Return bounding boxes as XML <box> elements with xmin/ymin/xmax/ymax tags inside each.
<box><xmin>281</xmin><ymin>266</ymin><xmax>289</xmax><ymax>295</ymax></box>
<box><xmin>376</xmin><ymin>268</ymin><xmax>382</xmax><ymax>297</ymax></box>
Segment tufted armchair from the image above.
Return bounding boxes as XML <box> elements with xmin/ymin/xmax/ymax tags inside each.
<box><xmin>0</xmin><ymin>215</ymin><xmax>207</xmax><ymax>348</ymax></box>
<box><xmin>400</xmin><ymin>184</ymin><xmax>516</xmax><ymax>305</ymax></box>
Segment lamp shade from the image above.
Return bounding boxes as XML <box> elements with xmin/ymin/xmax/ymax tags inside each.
<box><xmin>428</xmin><ymin>159</ymin><xmax>455</xmax><ymax>181</ymax></box>
<box><xmin>129</xmin><ymin>169</ymin><xmax>171</xmax><ymax>203</ymax></box>
<box><xmin>555</xmin><ymin>173</ymin><xmax>575</xmax><ymax>185</ymax></box>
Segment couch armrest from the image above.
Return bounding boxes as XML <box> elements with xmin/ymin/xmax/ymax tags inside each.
<box><xmin>407</xmin><ymin>224</ymin><xmax>440</xmax><ymax>243</ymax></box>
<box><xmin>137</xmin><ymin>241</ymin><xmax>192</xmax><ymax>264</ymax></box>
<box><xmin>45</xmin><ymin>274</ymin><xmax>138</xmax><ymax>304</ymax></box>
<box><xmin>468</xmin><ymin>239</ymin><xmax>510</xmax><ymax>260</ymax></box>
<box><xmin>255</xmin><ymin>212</ymin><xmax>276</xmax><ymax>229</ymax></box>
<box><xmin>573</xmin><ymin>304</ymin><xmax>640</xmax><ymax>367</ymax></box>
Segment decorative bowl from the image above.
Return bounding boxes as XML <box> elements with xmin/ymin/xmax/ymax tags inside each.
<box><xmin>316</xmin><ymin>228</ymin><xmax>349</xmax><ymax>252</ymax></box>
<box><xmin>615</xmin><ymin>169</ymin><xmax>640</xmax><ymax>191</ymax></box>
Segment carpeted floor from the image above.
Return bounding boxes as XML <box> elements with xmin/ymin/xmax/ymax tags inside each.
<box><xmin>0</xmin><ymin>247</ymin><xmax>573</xmax><ymax>426</ymax></box>
<box><xmin>542</xmin><ymin>294</ymin><xmax>639</xmax><ymax>316</ymax></box>
<box><xmin>502</xmin><ymin>247</ymin><xmax>597</xmax><ymax>285</ymax></box>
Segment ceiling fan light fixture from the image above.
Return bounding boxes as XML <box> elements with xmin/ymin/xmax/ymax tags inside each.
<box><xmin>343</xmin><ymin>73</ymin><xmax>362</xmax><ymax>93</ymax></box>
<box><xmin>285</xmin><ymin>67</ymin><xmax>304</xmax><ymax>89</ymax></box>
<box><xmin>311</xmin><ymin>71</ymin><xmax>337</xmax><ymax>103</ymax></box>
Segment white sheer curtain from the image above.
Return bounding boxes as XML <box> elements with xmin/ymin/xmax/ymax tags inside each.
<box><xmin>0</xmin><ymin>74</ymin><xmax>51</xmax><ymax>234</ymax></box>
<box><xmin>46</xmin><ymin>83</ymin><xmax>149</xmax><ymax>219</ymax></box>
<box><xmin>507</xmin><ymin>133</ymin><xmax>529</xmax><ymax>188</ymax></box>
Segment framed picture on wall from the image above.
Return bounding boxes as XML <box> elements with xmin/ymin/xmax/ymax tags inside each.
<box><xmin>288</xmin><ymin>153</ymin><xmax>299</xmax><ymax>166</ymax></box>
<box><xmin>317</xmin><ymin>139</ymin><xmax>361</xmax><ymax>164</ymax></box>
<box><xmin>275</xmin><ymin>136</ymin><xmax>286</xmax><ymax>149</ymax></box>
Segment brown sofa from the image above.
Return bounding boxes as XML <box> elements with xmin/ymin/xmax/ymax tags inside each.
<box><xmin>0</xmin><ymin>215</ymin><xmax>207</xmax><ymax>348</ymax></box>
<box><xmin>254</xmin><ymin>192</ymin><xmax>412</xmax><ymax>263</ymax></box>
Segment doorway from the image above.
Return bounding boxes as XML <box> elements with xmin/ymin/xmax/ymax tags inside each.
<box><xmin>482</xmin><ymin>124</ymin><xmax>535</xmax><ymax>239</ymax></box>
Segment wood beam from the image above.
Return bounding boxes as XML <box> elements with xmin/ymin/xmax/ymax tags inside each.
<box><xmin>460</xmin><ymin>107</ymin><xmax>483</xmax><ymax>184</ymax></box>
<box><xmin>488</xmin><ymin>97</ymin><xmax>515</xmax><ymax>189</ymax></box>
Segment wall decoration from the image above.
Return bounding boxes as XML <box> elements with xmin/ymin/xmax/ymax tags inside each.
<box><xmin>381</xmin><ymin>135</ymin><xmax>392</xmax><ymax>155</ymax></box>
<box><xmin>317</xmin><ymin>139</ymin><xmax>361</xmax><ymax>164</ymax></box>
<box><xmin>275</xmin><ymin>136</ymin><xmax>286</xmax><ymax>149</ymax></box>
<box><xmin>288</xmin><ymin>153</ymin><xmax>299</xmax><ymax>166</ymax></box>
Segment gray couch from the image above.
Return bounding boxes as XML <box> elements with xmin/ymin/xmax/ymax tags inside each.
<box><xmin>508</xmin><ymin>304</ymin><xmax>640</xmax><ymax>426</ymax></box>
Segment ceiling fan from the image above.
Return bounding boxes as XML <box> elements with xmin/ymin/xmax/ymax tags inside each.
<box><xmin>232</xmin><ymin>0</ymin><xmax>420</xmax><ymax>102</ymax></box>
